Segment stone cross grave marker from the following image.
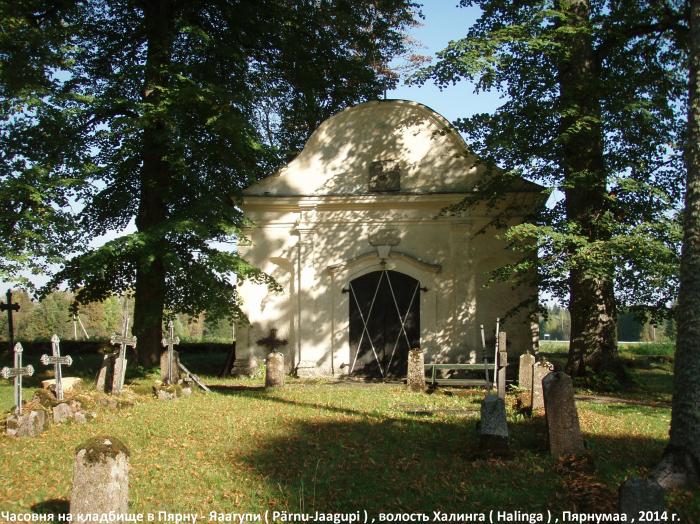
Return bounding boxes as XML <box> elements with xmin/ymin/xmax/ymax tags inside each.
<box><xmin>161</xmin><ymin>320</ymin><xmax>180</xmax><ymax>384</ymax></box>
<box><xmin>256</xmin><ymin>328</ymin><xmax>288</xmax><ymax>353</ymax></box>
<box><xmin>110</xmin><ymin>314</ymin><xmax>137</xmax><ymax>394</ymax></box>
<box><xmin>1</xmin><ymin>289</ymin><xmax>20</xmax><ymax>351</ymax></box>
<box><xmin>1</xmin><ymin>343</ymin><xmax>34</xmax><ymax>415</ymax></box>
<box><xmin>40</xmin><ymin>334</ymin><xmax>73</xmax><ymax>400</ymax></box>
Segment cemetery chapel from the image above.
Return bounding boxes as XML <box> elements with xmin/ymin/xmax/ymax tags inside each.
<box><xmin>234</xmin><ymin>100</ymin><xmax>542</xmax><ymax>378</ymax></box>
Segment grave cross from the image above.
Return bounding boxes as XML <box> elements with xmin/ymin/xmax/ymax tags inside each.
<box><xmin>40</xmin><ymin>335</ymin><xmax>73</xmax><ymax>400</ymax></box>
<box><xmin>256</xmin><ymin>328</ymin><xmax>288</xmax><ymax>353</ymax></box>
<box><xmin>110</xmin><ymin>313</ymin><xmax>137</xmax><ymax>394</ymax></box>
<box><xmin>1</xmin><ymin>289</ymin><xmax>20</xmax><ymax>351</ymax></box>
<box><xmin>1</xmin><ymin>343</ymin><xmax>34</xmax><ymax>415</ymax></box>
<box><xmin>161</xmin><ymin>320</ymin><xmax>180</xmax><ymax>384</ymax></box>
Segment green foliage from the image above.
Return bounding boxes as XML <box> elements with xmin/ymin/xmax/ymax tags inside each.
<box><xmin>1</xmin><ymin>1</ymin><xmax>421</xmax><ymax>331</ymax></box>
<box><xmin>0</xmin><ymin>0</ymin><xmax>82</xmax><ymax>283</ymax></box>
<box><xmin>414</xmin><ymin>0</ymin><xmax>687</xmax><ymax>320</ymax></box>
<box><xmin>0</xmin><ymin>288</ymin><xmax>235</xmax><ymax>342</ymax></box>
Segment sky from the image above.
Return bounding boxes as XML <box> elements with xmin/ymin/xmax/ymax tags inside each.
<box><xmin>387</xmin><ymin>2</ymin><xmax>502</xmax><ymax>122</ymax></box>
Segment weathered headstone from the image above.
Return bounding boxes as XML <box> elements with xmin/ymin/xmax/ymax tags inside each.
<box><xmin>478</xmin><ymin>393</ymin><xmax>509</xmax><ymax>453</ymax></box>
<box><xmin>110</xmin><ymin>314</ymin><xmax>137</xmax><ymax>394</ymax></box>
<box><xmin>265</xmin><ymin>352</ymin><xmax>285</xmax><ymax>387</ymax></box>
<box><xmin>406</xmin><ymin>348</ymin><xmax>426</xmax><ymax>392</ymax></box>
<box><xmin>40</xmin><ymin>335</ymin><xmax>73</xmax><ymax>400</ymax></box>
<box><xmin>519</xmin><ymin>351</ymin><xmax>536</xmax><ymax>391</ymax></box>
<box><xmin>1</xmin><ymin>342</ymin><xmax>34</xmax><ymax>415</ymax></box>
<box><xmin>618</xmin><ymin>478</ymin><xmax>666</xmax><ymax>519</ymax></box>
<box><xmin>70</xmin><ymin>436</ymin><xmax>129</xmax><ymax>520</ymax></box>
<box><xmin>95</xmin><ymin>353</ymin><xmax>116</xmax><ymax>393</ymax></box>
<box><xmin>542</xmin><ymin>371</ymin><xmax>586</xmax><ymax>457</ymax></box>
<box><xmin>159</xmin><ymin>349</ymin><xmax>181</xmax><ymax>384</ymax></box>
<box><xmin>53</xmin><ymin>402</ymin><xmax>74</xmax><ymax>424</ymax></box>
<box><xmin>5</xmin><ymin>409</ymin><xmax>46</xmax><ymax>438</ymax></box>
<box><xmin>532</xmin><ymin>358</ymin><xmax>554</xmax><ymax>410</ymax></box>
<box><xmin>160</xmin><ymin>320</ymin><xmax>180</xmax><ymax>384</ymax></box>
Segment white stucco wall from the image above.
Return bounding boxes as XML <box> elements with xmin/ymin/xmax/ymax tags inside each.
<box><xmin>233</xmin><ymin>100</ymin><xmax>542</xmax><ymax>377</ymax></box>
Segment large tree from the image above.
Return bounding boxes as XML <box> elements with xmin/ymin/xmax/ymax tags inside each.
<box><xmin>415</xmin><ymin>0</ymin><xmax>687</xmax><ymax>376</ymax></box>
<box><xmin>653</xmin><ymin>0</ymin><xmax>700</xmax><ymax>489</ymax></box>
<box><xmin>1</xmin><ymin>0</ymin><xmax>420</xmax><ymax>364</ymax></box>
<box><xmin>0</xmin><ymin>0</ymin><xmax>80</xmax><ymax>284</ymax></box>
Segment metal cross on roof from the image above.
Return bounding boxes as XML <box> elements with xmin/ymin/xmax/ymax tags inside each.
<box><xmin>256</xmin><ymin>328</ymin><xmax>288</xmax><ymax>354</ymax></box>
<box><xmin>110</xmin><ymin>312</ymin><xmax>137</xmax><ymax>394</ymax></box>
<box><xmin>1</xmin><ymin>289</ymin><xmax>20</xmax><ymax>352</ymax></box>
<box><xmin>161</xmin><ymin>320</ymin><xmax>180</xmax><ymax>384</ymax></box>
<box><xmin>40</xmin><ymin>335</ymin><xmax>73</xmax><ymax>400</ymax></box>
<box><xmin>1</xmin><ymin>343</ymin><xmax>34</xmax><ymax>416</ymax></box>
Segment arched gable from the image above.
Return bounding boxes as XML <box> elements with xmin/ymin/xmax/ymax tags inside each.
<box><xmin>245</xmin><ymin>100</ymin><xmax>486</xmax><ymax>196</ymax></box>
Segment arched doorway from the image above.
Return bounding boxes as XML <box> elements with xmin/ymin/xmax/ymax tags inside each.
<box><xmin>348</xmin><ymin>270</ymin><xmax>420</xmax><ymax>378</ymax></box>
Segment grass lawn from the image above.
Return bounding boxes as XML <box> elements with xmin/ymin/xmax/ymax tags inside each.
<box><xmin>0</xmin><ymin>347</ymin><xmax>698</xmax><ymax>522</ymax></box>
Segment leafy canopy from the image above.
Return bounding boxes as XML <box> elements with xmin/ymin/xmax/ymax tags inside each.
<box><xmin>1</xmin><ymin>0</ymin><xmax>420</xmax><ymax>322</ymax></box>
<box><xmin>414</xmin><ymin>0</ymin><xmax>687</xmax><ymax>319</ymax></box>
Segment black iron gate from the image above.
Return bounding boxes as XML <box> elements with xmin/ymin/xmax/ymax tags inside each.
<box><xmin>348</xmin><ymin>270</ymin><xmax>420</xmax><ymax>378</ymax></box>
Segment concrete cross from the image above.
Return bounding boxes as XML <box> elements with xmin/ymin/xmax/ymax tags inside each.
<box><xmin>1</xmin><ymin>343</ymin><xmax>34</xmax><ymax>415</ymax></box>
<box><xmin>256</xmin><ymin>328</ymin><xmax>288</xmax><ymax>353</ymax></box>
<box><xmin>110</xmin><ymin>313</ymin><xmax>137</xmax><ymax>394</ymax></box>
<box><xmin>1</xmin><ymin>289</ymin><xmax>20</xmax><ymax>351</ymax></box>
<box><xmin>40</xmin><ymin>334</ymin><xmax>73</xmax><ymax>400</ymax></box>
<box><xmin>161</xmin><ymin>320</ymin><xmax>180</xmax><ymax>384</ymax></box>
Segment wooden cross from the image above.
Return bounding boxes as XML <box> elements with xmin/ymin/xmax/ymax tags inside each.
<box><xmin>161</xmin><ymin>320</ymin><xmax>180</xmax><ymax>384</ymax></box>
<box><xmin>256</xmin><ymin>328</ymin><xmax>288</xmax><ymax>354</ymax></box>
<box><xmin>1</xmin><ymin>343</ymin><xmax>34</xmax><ymax>415</ymax></box>
<box><xmin>1</xmin><ymin>289</ymin><xmax>20</xmax><ymax>351</ymax></box>
<box><xmin>110</xmin><ymin>313</ymin><xmax>137</xmax><ymax>394</ymax></box>
<box><xmin>40</xmin><ymin>334</ymin><xmax>73</xmax><ymax>400</ymax></box>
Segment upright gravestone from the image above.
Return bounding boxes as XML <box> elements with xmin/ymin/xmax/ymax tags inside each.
<box><xmin>478</xmin><ymin>393</ymin><xmax>509</xmax><ymax>453</ymax></box>
<box><xmin>542</xmin><ymin>371</ymin><xmax>586</xmax><ymax>457</ymax></box>
<box><xmin>265</xmin><ymin>352</ymin><xmax>285</xmax><ymax>387</ymax></box>
<box><xmin>257</xmin><ymin>328</ymin><xmax>287</xmax><ymax>387</ymax></box>
<box><xmin>95</xmin><ymin>353</ymin><xmax>117</xmax><ymax>393</ymax></box>
<box><xmin>406</xmin><ymin>348</ymin><xmax>426</xmax><ymax>392</ymax></box>
<box><xmin>70</xmin><ymin>436</ymin><xmax>129</xmax><ymax>520</ymax></box>
<box><xmin>618</xmin><ymin>478</ymin><xmax>666</xmax><ymax>519</ymax></box>
<box><xmin>519</xmin><ymin>351</ymin><xmax>536</xmax><ymax>391</ymax></box>
<box><xmin>532</xmin><ymin>358</ymin><xmax>554</xmax><ymax>411</ymax></box>
<box><xmin>40</xmin><ymin>335</ymin><xmax>73</xmax><ymax>400</ymax></box>
<box><xmin>160</xmin><ymin>320</ymin><xmax>180</xmax><ymax>384</ymax></box>
<box><xmin>110</xmin><ymin>314</ymin><xmax>137</xmax><ymax>394</ymax></box>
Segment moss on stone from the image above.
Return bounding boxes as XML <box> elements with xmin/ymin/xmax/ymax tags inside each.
<box><xmin>152</xmin><ymin>382</ymin><xmax>183</xmax><ymax>398</ymax></box>
<box><xmin>32</xmin><ymin>389</ymin><xmax>59</xmax><ymax>408</ymax></box>
<box><xmin>77</xmin><ymin>436</ymin><xmax>130</xmax><ymax>464</ymax></box>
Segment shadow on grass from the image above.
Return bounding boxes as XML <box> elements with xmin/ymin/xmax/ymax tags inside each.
<box><xmin>31</xmin><ymin>499</ymin><xmax>69</xmax><ymax>518</ymax></box>
<box><xmin>228</xmin><ymin>396</ymin><xmax>679</xmax><ymax>515</ymax></box>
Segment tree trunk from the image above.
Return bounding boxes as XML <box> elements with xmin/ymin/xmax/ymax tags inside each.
<box><xmin>132</xmin><ymin>0</ymin><xmax>175</xmax><ymax>367</ymax></box>
<box><xmin>653</xmin><ymin>0</ymin><xmax>700</xmax><ymax>489</ymax></box>
<box><xmin>556</xmin><ymin>0</ymin><xmax>619</xmax><ymax>376</ymax></box>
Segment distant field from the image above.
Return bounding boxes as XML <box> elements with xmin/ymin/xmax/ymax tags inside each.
<box><xmin>539</xmin><ymin>340</ymin><xmax>675</xmax><ymax>357</ymax></box>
